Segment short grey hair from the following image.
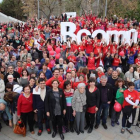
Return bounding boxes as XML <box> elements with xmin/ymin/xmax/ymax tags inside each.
<box><xmin>7</xmin><ymin>75</ymin><xmax>13</xmax><ymax>79</ymax></box>
<box><xmin>77</xmin><ymin>83</ymin><xmax>86</xmax><ymax>89</ymax></box>
<box><xmin>100</xmin><ymin>75</ymin><xmax>108</xmax><ymax>80</ymax></box>
<box><xmin>116</xmin><ymin>67</ymin><xmax>122</xmax><ymax>73</ymax></box>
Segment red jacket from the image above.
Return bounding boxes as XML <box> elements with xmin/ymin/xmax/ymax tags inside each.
<box><xmin>17</xmin><ymin>93</ymin><xmax>33</xmax><ymax>116</ymax></box>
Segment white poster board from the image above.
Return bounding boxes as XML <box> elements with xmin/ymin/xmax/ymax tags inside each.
<box><xmin>65</xmin><ymin>12</ymin><xmax>76</xmax><ymax>18</ymax></box>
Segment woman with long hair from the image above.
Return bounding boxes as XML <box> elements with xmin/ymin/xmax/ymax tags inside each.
<box><xmin>18</xmin><ymin>69</ymin><xmax>29</xmax><ymax>87</ymax></box>
<box><xmin>63</xmin><ymin>80</ymin><xmax>74</xmax><ymax>132</ymax></box>
<box><xmin>111</xmin><ymin>78</ymin><xmax>125</xmax><ymax>127</ymax></box>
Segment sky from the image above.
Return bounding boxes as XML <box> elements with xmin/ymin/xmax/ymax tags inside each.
<box><xmin>0</xmin><ymin>0</ymin><xmax>2</xmax><ymax>3</ymax></box>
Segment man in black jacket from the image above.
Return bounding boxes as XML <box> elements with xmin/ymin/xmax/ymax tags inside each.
<box><xmin>107</xmin><ymin>70</ymin><xmax>118</xmax><ymax>119</ymax></box>
<box><xmin>33</xmin><ymin>78</ymin><xmax>51</xmax><ymax>136</ymax></box>
<box><xmin>95</xmin><ymin>75</ymin><xmax>113</xmax><ymax>129</ymax></box>
<box><xmin>4</xmin><ymin>65</ymin><xmax>20</xmax><ymax>84</ymax></box>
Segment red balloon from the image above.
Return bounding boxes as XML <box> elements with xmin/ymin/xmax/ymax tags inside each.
<box><xmin>49</xmin><ymin>51</ymin><xmax>55</xmax><ymax>56</ymax></box>
<box><xmin>114</xmin><ymin>102</ymin><xmax>122</xmax><ymax>112</ymax></box>
<box><xmin>55</xmin><ymin>47</ymin><xmax>61</xmax><ymax>53</ymax></box>
<box><xmin>56</xmin><ymin>53</ymin><xmax>60</xmax><ymax>59</ymax></box>
<box><xmin>48</xmin><ymin>45</ymin><xmax>52</xmax><ymax>51</ymax></box>
<box><xmin>119</xmin><ymin>51</ymin><xmax>124</xmax><ymax>56</ymax></box>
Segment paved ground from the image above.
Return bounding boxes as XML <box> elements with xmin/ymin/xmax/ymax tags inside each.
<box><xmin>1</xmin><ymin>114</ymin><xmax>140</xmax><ymax>140</ymax></box>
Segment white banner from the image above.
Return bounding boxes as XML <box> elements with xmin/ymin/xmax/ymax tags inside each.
<box><xmin>65</xmin><ymin>12</ymin><xmax>76</xmax><ymax>18</ymax></box>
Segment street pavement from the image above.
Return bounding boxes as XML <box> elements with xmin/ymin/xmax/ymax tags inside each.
<box><xmin>1</xmin><ymin>114</ymin><xmax>140</xmax><ymax>140</ymax></box>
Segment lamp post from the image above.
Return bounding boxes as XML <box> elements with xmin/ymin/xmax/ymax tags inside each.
<box><xmin>38</xmin><ymin>0</ymin><xmax>40</xmax><ymax>19</ymax></box>
<box><xmin>105</xmin><ymin>0</ymin><xmax>107</xmax><ymax>17</ymax></box>
<box><xmin>97</xmin><ymin>0</ymin><xmax>100</xmax><ymax>16</ymax></box>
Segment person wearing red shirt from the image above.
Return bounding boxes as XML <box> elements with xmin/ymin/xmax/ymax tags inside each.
<box><xmin>67</xmin><ymin>52</ymin><xmax>76</xmax><ymax>64</ymax></box>
<box><xmin>135</xmin><ymin>54</ymin><xmax>140</xmax><ymax>67</ymax></box>
<box><xmin>96</xmin><ymin>53</ymin><xmax>105</xmax><ymax>68</ymax></box>
<box><xmin>121</xmin><ymin>82</ymin><xmax>139</xmax><ymax>134</ymax></box>
<box><xmin>85</xmin><ymin>38</ymin><xmax>94</xmax><ymax>55</ymax></box>
<box><xmin>109</xmin><ymin>42</ymin><xmax>118</xmax><ymax>55</ymax></box>
<box><xmin>62</xmin><ymin>42</ymin><xmax>67</xmax><ymax>51</ymax></box>
<box><xmin>17</xmin><ymin>85</ymin><xmax>34</xmax><ymax>134</ymax></box>
<box><xmin>102</xmin><ymin>43</ymin><xmax>109</xmax><ymax>55</ymax></box>
<box><xmin>112</xmin><ymin>54</ymin><xmax>122</xmax><ymax>70</ymax></box>
<box><xmin>73</xmin><ymin>74</ymin><xmax>87</xmax><ymax>90</ymax></box>
<box><xmin>94</xmin><ymin>42</ymin><xmax>102</xmax><ymax>56</ymax></box>
<box><xmin>70</xmin><ymin>41</ymin><xmax>78</xmax><ymax>53</ymax></box>
<box><xmin>85</xmin><ymin>52</ymin><xmax>99</xmax><ymax>71</ymax></box>
<box><xmin>77</xmin><ymin>42</ymin><xmax>85</xmax><ymax>52</ymax></box>
<box><xmin>96</xmin><ymin>67</ymin><xmax>105</xmax><ymax>78</ymax></box>
<box><xmin>59</xmin><ymin>72</ymin><xmax>73</xmax><ymax>89</ymax></box>
<box><xmin>131</xmin><ymin>44</ymin><xmax>137</xmax><ymax>54</ymax></box>
<box><xmin>46</xmin><ymin>68</ymin><xmax>63</xmax><ymax>87</ymax></box>
<box><xmin>15</xmin><ymin>61</ymin><xmax>23</xmax><ymax>77</ymax></box>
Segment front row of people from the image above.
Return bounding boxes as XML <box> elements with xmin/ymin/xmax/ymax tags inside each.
<box><xmin>0</xmin><ymin>76</ymin><xmax>140</xmax><ymax>140</ymax></box>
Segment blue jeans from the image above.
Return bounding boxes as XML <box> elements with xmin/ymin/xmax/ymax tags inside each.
<box><xmin>37</xmin><ymin>109</ymin><xmax>50</xmax><ymax>130</ymax></box>
<box><xmin>96</xmin><ymin>103</ymin><xmax>109</xmax><ymax>125</ymax></box>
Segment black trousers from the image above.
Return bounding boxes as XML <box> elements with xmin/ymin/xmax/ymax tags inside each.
<box><xmin>37</xmin><ymin>109</ymin><xmax>50</xmax><ymax>130</ymax></box>
<box><xmin>138</xmin><ymin>109</ymin><xmax>140</xmax><ymax>122</ymax></box>
<box><xmin>21</xmin><ymin>111</ymin><xmax>34</xmax><ymax>132</ymax></box>
<box><xmin>85</xmin><ymin>112</ymin><xmax>95</xmax><ymax>129</ymax></box>
<box><xmin>52</xmin><ymin>115</ymin><xmax>62</xmax><ymax>134</ymax></box>
<box><xmin>132</xmin><ymin>108</ymin><xmax>137</xmax><ymax>124</ymax></box>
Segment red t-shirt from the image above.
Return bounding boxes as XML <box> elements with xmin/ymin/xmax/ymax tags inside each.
<box><xmin>70</xmin><ymin>44</ymin><xmax>78</xmax><ymax>52</ymax></box>
<box><xmin>77</xmin><ymin>45</ymin><xmax>85</xmax><ymax>52</ymax></box>
<box><xmin>87</xmin><ymin>57</ymin><xmax>96</xmax><ymax>70</ymax></box>
<box><xmin>112</xmin><ymin>58</ymin><xmax>120</xmax><ymax>66</ymax></box>
<box><xmin>123</xmin><ymin>89</ymin><xmax>139</xmax><ymax>108</ymax></box>
<box><xmin>102</xmin><ymin>45</ymin><xmax>109</xmax><ymax>55</ymax></box>
<box><xmin>131</xmin><ymin>47</ymin><xmax>137</xmax><ymax>54</ymax></box>
<box><xmin>94</xmin><ymin>45</ymin><xmax>102</xmax><ymax>56</ymax></box>
<box><xmin>110</xmin><ymin>44</ymin><xmax>117</xmax><ymax>54</ymax></box>
<box><xmin>85</xmin><ymin>41</ymin><xmax>94</xmax><ymax>54</ymax></box>
<box><xmin>67</xmin><ymin>55</ymin><xmax>76</xmax><ymax>63</ymax></box>
<box><xmin>135</xmin><ymin>58</ymin><xmax>140</xmax><ymax>65</ymax></box>
<box><xmin>17</xmin><ymin>93</ymin><xmax>33</xmax><ymax>116</ymax></box>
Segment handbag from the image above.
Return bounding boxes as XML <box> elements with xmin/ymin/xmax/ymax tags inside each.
<box><xmin>79</xmin><ymin>93</ymin><xmax>87</xmax><ymax>112</ymax></box>
<box><xmin>13</xmin><ymin>119</ymin><xmax>26</xmax><ymax>137</ymax></box>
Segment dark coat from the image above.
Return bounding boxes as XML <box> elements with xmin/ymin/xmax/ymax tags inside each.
<box><xmin>45</xmin><ymin>88</ymin><xmax>66</xmax><ymax>118</ymax></box>
<box><xmin>96</xmin><ymin>83</ymin><xmax>113</xmax><ymax>106</ymax></box>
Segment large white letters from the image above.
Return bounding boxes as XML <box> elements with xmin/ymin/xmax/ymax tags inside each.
<box><xmin>61</xmin><ymin>22</ymin><xmax>138</xmax><ymax>45</ymax></box>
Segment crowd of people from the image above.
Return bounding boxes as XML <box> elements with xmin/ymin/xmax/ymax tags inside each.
<box><xmin>0</xmin><ymin>12</ymin><xmax>140</xmax><ymax>140</ymax></box>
